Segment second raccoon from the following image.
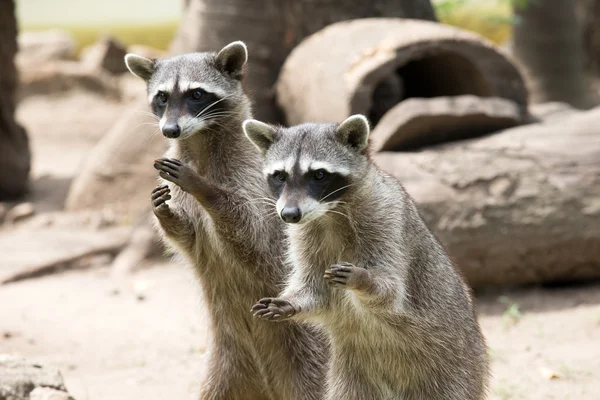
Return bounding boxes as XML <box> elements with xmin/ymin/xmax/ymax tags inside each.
<box><xmin>244</xmin><ymin>115</ymin><xmax>490</xmax><ymax>400</ymax></box>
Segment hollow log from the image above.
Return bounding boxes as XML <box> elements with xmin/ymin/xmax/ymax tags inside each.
<box><xmin>372</xmin><ymin>107</ymin><xmax>600</xmax><ymax>287</ymax></box>
<box><xmin>276</xmin><ymin>18</ymin><xmax>527</xmax><ymax>131</ymax></box>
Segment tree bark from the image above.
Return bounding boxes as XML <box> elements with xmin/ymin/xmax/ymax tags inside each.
<box><xmin>511</xmin><ymin>0</ymin><xmax>595</xmax><ymax>109</ymax></box>
<box><xmin>169</xmin><ymin>0</ymin><xmax>437</xmax><ymax>123</ymax></box>
<box><xmin>373</xmin><ymin>107</ymin><xmax>600</xmax><ymax>287</ymax></box>
<box><xmin>577</xmin><ymin>0</ymin><xmax>600</xmax><ymax>75</ymax></box>
<box><xmin>0</xmin><ymin>0</ymin><xmax>30</xmax><ymax>199</ymax></box>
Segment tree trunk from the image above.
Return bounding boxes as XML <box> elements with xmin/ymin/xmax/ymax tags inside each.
<box><xmin>373</xmin><ymin>107</ymin><xmax>600</xmax><ymax>287</ymax></box>
<box><xmin>577</xmin><ymin>0</ymin><xmax>600</xmax><ymax>75</ymax></box>
<box><xmin>511</xmin><ymin>0</ymin><xmax>595</xmax><ymax>109</ymax></box>
<box><xmin>0</xmin><ymin>0</ymin><xmax>30</xmax><ymax>199</ymax></box>
<box><xmin>169</xmin><ymin>0</ymin><xmax>437</xmax><ymax>123</ymax></box>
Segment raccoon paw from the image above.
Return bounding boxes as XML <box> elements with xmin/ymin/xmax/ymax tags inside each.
<box><xmin>154</xmin><ymin>158</ymin><xmax>199</xmax><ymax>194</ymax></box>
<box><xmin>325</xmin><ymin>262</ymin><xmax>369</xmax><ymax>290</ymax></box>
<box><xmin>251</xmin><ymin>297</ymin><xmax>297</xmax><ymax>321</ymax></box>
<box><xmin>151</xmin><ymin>185</ymin><xmax>173</xmax><ymax>217</ymax></box>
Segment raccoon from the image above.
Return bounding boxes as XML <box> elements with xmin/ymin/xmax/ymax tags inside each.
<box><xmin>124</xmin><ymin>42</ymin><xmax>326</xmax><ymax>400</ymax></box>
<box><xmin>244</xmin><ymin>115</ymin><xmax>490</xmax><ymax>400</ymax></box>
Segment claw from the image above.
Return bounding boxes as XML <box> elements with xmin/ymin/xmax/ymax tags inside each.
<box><xmin>151</xmin><ymin>184</ymin><xmax>168</xmax><ymax>193</ymax></box>
<box><xmin>251</xmin><ymin>303</ymin><xmax>268</xmax><ymax>312</ymax></box>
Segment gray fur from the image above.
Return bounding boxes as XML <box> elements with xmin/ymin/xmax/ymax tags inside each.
<box><xmin>251</xmin><ymin>115</ymin><xmax>490</xmax><ymax>399</ymax></box>
<box><xmin>130</xmin><ymin>43</ymin><xmax>327</xmax><ymax>400</ymax></box>
<box><xmin>125</xmin><ymin>54</ymin><xmax>155</xmax><ymax>81</ymax></box>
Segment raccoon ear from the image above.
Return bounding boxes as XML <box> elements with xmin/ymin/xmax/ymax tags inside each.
<box><xmin>336</xmin><ymin>115</ymin><xmax>370</xmax><ymax>151</ymax></box>
<box><xmin>124</xmin><ymin>54</ymin><xmax>156</xmax><ymax>81</ymax></box>
<box><xmin>243</xmin><ymin>119</ymin><xmax>277</xmax><ymax>155</ymax></box>
<box><xmin>216</xmin><ymin>41</ymin><xmax>248</xmax><ymax>80</ymax></box>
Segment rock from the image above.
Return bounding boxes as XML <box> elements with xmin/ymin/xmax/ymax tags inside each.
<box><xmin>30</xmin><ymin>388</ymin><xmax>74</xmax><ymax>400</ymax></box>
<box><xmin>4</xmin><ymin>202</ymin><xmax>35</xmax><ymax>224</ymax></box>
<box><xmin>16</xmin><ymin>30</ymin><xmax>76</xmax><ymax>68</ymax></box>
<box><xmin>80</xmin><ymin>36</ymin><xmax>128</xmax><ymax>75</ymax></box>
<box><xmin>277</xmin><ymin>18</ymin><xmax>527</xmax><ymax>132</ymax></box>
<box><xmin>0</xmin><ymin>355</ymin><xmax>67</xmax><ymax>399</ymax></box>
<box><xmin>18</xmin><ymin>60</ymin><xmax>120</xmax><ymax>100</ymax></box>
<box><xmin>370</xmin><ymin>95</ymin><xmax>526</xmax><ymax>151</ymax></box>
<box><xmin>372</xmin><ymin>106</ymin><xmax>600</xmax><ymax>287</ymax></box>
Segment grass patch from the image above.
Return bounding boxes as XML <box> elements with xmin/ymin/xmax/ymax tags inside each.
<box><xmin>434</xmin><ymin>0</ymin><xmax>514</xmax><ymax>44</ymax></box>
<box><xmin>21</xmin><ymin>22</ymin><xmax>179</xmax><ymax>55</ymax></box>
<box><xmin>498</xmin><ymin>296</ymin><xmax>523</xmax><ymax>327</ymax></box>
<box><xmin>493</xmin><ymin>379</ymin><xmax>524</xmax><ymax>400</ymax></box>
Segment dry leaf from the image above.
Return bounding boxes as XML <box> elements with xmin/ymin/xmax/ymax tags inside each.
<box><xmin>539</xmin><ymin>367</ymin><xmax>560</xmax><ymax>380</ymax></box>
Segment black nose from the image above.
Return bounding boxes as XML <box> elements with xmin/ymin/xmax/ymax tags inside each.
<box><xmin>162</xmin><ymin>123</ymin><xmax>181</xmax><ymax>138</ymax></box>
<box><xmin>280</xmin><ymin>207</ymin><xmax>302</xmax><ymax>223</ymax></box>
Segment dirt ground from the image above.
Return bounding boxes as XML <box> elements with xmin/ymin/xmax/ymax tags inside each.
<box><xmin>1</xmin><ymin>88</ymin><xmax>599</xmax><ymax>400</ymax></box>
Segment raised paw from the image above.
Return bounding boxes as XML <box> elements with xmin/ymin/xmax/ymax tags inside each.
<box><xmin>151</xmin><ymin>185</ymin><xmax>173</xmax><ymax>217</ymax></box>
<box><xmin>251</xmin><ymin>297</ymin><xmax>297</xmax><ymax>322</ymax></box>
<box><xmin>324</xmin><ymin>262</ymin><xmax>369</xmax><ymax>290</ymax></box>
<box><xmin>153</xmin><ymin>158</ymin><xmax>199</xmax><ymax>194</ymax></box>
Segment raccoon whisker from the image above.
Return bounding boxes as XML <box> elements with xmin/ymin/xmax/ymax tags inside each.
<box><xmin>200</xmin><ymin>111</ymin><xmax>237</xmax><ymax>121</ymax></box>
<box><xmin>246</xmin><ymin>197</ymin><xmax>278</xmax><ymax>204</ymax></box>
<box><xmin>319</xmin><ymin>184</ymin><xmax>354</xmax><ymax>202</ymax></box>
<box><xmin>195</xmin><ymin>94</ymin><xmax>236</xmax><ymax>119</ymax></box>
<box><xmin>133</xmin><ymin>110</ymin><xmax>160</xmax><ymax>120</ymax></box>
<box><xmin>233</xmin><ymin>200</ymin><xmax>277</xmax><ymax>212</ymax></box>
<box><xmin>134</xmin><ymin>122</ymin><xmax>160</xmax><ymax>129</ymax></box>
<box><xmin>132</xmin><ymin>124</ymin><xmax>161</xmax><ymax>138</ymax></box>
<box><xmin>200</xmin><ymin>114</ymin><xmax>237</xmax><ymax>123</ymax></box>
<box><xmin>325</xmin><ymin>209</ymin><xmax>350</xmax><ymax>219</ymax></box>
<box><xmin>206</xmin><ymin>120</ymin><xmax>244</xmax><ymax>137</ymax></box>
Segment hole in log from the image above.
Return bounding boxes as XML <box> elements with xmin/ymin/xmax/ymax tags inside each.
<box><xmin>369</xmin><ymin>51</ymin><xmax>492</xmax><ymax>126</ymax></box>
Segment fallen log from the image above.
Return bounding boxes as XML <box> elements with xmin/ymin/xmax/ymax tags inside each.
<box><xmin>373</xmin><ymin>107</ymin><xmax>600</xmax><ymax>287</ymax></box>
<box><xmin>276</xmin><ymin>18</ymin><xmax>527</xmax><ymax>135</ymax></box>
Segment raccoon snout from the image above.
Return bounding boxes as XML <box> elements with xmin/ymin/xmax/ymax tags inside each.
<box><xmin>280</xmin><ymin>207</ymin><xmax>302</xmax><ymax>224</ymax></box>
<box><xmin>162</xmin><ymin>123</ymin><xmax>181</xmax><ymax>139</ymax></box>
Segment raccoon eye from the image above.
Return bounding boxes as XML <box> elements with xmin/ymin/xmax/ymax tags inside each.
<box><xmin>156</xmin><ymin>91</ymin><xmax>168</xmax><ymax>104</ymax></box>
<box><xmin>312</xmin><ymin>169</ymin><xmax>327</xmax><ymax>181</ymax></box>
<box><xmin>273</xmin><ymin>171</ymin><xmax>287</xmax><ymax>182</ymax></box>
<box><xmin>191</xmin><ymin>89</ymin><xmax>203</xmax><ymax>100</ymax></box>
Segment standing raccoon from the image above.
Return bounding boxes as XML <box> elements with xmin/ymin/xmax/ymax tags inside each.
<box><xmin>124</xmin><ymin>42</ymin><xmax>326</xmax><ymax>400</ymax></box>
<box><xmin>245</xmin><ymin>115</ymin><xmax>490</xmax><ymax>400</ymax></box>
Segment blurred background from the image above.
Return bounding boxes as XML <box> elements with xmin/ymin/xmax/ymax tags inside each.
<box><xmin>1</xmin><ymin>0</ymin><xmax>599</xmax><ymax>399</ymax></box>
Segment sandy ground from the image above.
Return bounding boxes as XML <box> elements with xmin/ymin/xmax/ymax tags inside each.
<box><xmin>1</xmin><ymin>86</ymin><xmax>599</xmax><ymax>400</ymax></box>
<box><xmin>2</xmin><ymin>265</ymin><xmax>599</xmax><ymax>400</ymax></box>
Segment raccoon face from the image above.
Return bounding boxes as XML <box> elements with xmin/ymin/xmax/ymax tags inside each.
<box><xmin>125</xmin><ymin>41</ymin><xmax>248</xmax><ymax>140</ymax></box>
<box><xmin>243</xmin><ymin>115</ymin><xmax>370</xmax><ymax>224</ymax></box>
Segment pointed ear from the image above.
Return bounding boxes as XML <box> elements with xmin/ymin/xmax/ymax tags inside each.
<box><xmin>216</xmin><ymin>41</ymin><xmax>248</xmax><ymax>80</ymax></box>
<box><xmin>124</xmin><ymin>54</ymin><xmax>156</xmax><ymax>81</ymax></box>
<box><xmin>335</xmin><ymin>115</ymin><xmax>370</xmax><ymax>151</ymax></box>
<box><xmin>243</xmin><ymin>119</ymin><xmax>277</xmax><ymax>155</ymax></box>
